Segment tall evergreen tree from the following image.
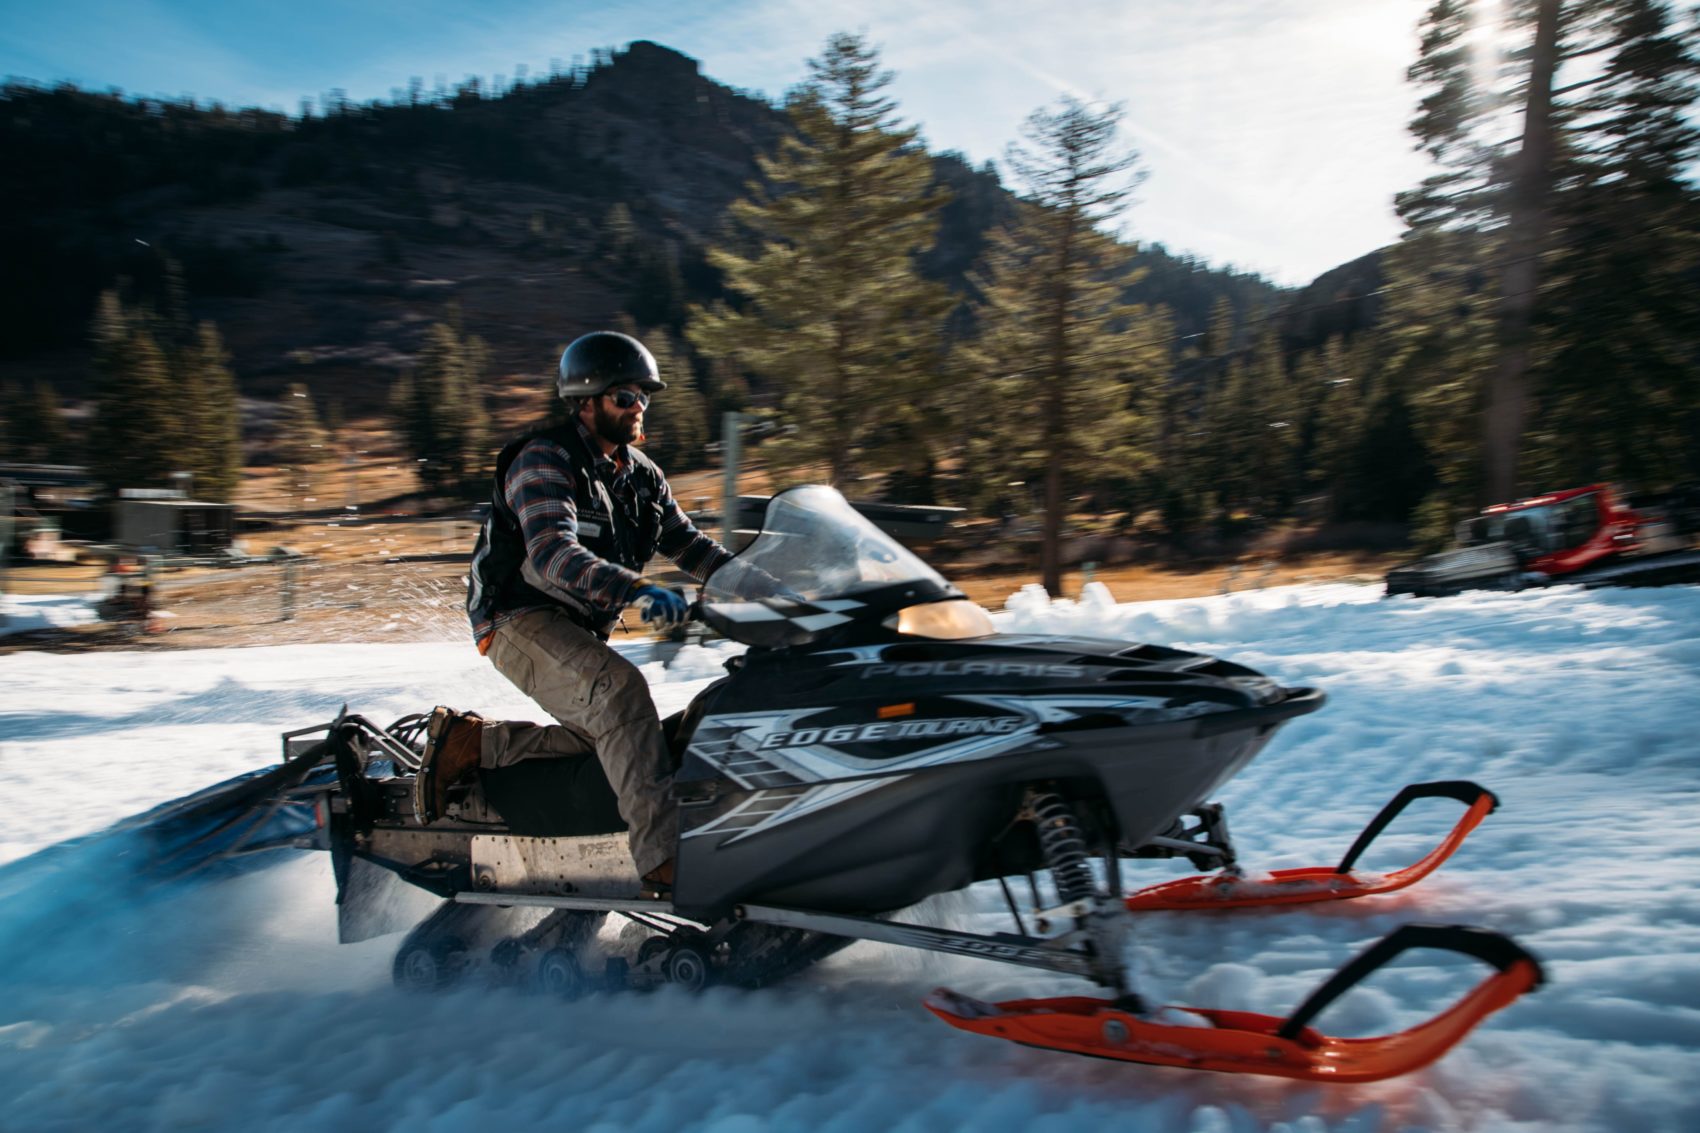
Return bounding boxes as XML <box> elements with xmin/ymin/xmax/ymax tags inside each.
<box><xmin>275</xmin><ymin>382</ymin><xmax>326</xmax><ymax>505</ymax></box>
<box><xmin>397</xmin><ymin>319</ymin><xmax>491</xmax><ymax>496</ymax></box>
<box><xmin>1151</xmin><ymin>376</ymin><xmax>1209</xmax><ymax>538</ymax></box>
<box><xmin>1297</xmin><ymin>336</ymin><xmax>1369</xmax><ymax>512</ymax></box>
<box><xmin>1400</xmin><ymin>0</ymin><xmax>1561</xmax><ymax>503</ymax></box>
<box><xmin>88</xmin><ymin>290</ymin><xmax>188</xmax><ymax>498</ymax></box>
<box><xmin>1398</xmin><ymin>0</ymin><xmax>1700</xmax><ymax>502</ymax></box>
<box><xmin>1379</xmin><ymin>228</ymin><xmax>1499</xmax><ymax>512</ymax></box>
<box><xmin>975</xmin><ymin>97</ymin><xmax>1168</xmax><ymax>594</ymax></box>
<box><xmin>688</xmin><ymin>32</ymin><xmax>953</xmax><ymax>487</ymax></box>
<box><xmin>183</xmin><ymin>322</ymin><xmax>242</xmax><ymax>501</ymax></box>
<box><xmin>1209</xmin><ymin>328</ymin><xmax>1298</xmax><ymax>525</ymax></box>
<box><xmin>86</xmin><ymin>284</ymin><xmax>244</xmax><ymax>502</ymax></box>
<box><xmin>1146</xmin><ymin>298</ymin><xmax>1234</xmax><ymax>536</ymax></box>
<box><xmin>626</xmin><ymin>323</ymin><xmax>710</xmax><ymax>473</ymax></box>
<box><xmin>1525</xmin><ymin>0</ymin><xmax>1700</xmax><ymax>487</ymax></box>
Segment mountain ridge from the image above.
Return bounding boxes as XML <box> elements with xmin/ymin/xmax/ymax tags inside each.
<box><xmin>2</xmin><ymin>39</ymin><xmax>1319</xmax><ymax>417</ymax></box>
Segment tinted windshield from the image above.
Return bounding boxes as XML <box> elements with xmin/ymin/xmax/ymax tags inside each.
<box><xmin>1460</xmin><ymin>492</ymin><xmax>1599</xmax><ymax>554</ymax></box>
<box><xmin>703</xmin><ymin>485</ymin><xmax>951</xmax><ymax>603</ymax></box>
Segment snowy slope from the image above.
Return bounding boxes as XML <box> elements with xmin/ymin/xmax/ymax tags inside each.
<box><xmin>2</xmin><ymin>582</ymin><xmax>1698</xmax><ymax>1132</ymax></box>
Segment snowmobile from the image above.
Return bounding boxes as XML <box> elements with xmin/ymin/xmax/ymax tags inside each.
<box><xmin>158</xmin><ymin>485</ymin><xmax>1542</xmax><ymax>1083</ymax></box>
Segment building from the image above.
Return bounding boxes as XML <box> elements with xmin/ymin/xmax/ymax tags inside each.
<box><xmin>114</xmin><ymin>489</ymin><xmax>235</xmax><ymax>556</ymax></box>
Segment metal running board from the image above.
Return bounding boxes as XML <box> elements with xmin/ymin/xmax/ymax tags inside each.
<box><xmin>736</xmin><ymin>903</ymin><xmax>1096</xmax><ymax>979</ymax></box>
<box><xmin>453</xmin><ymin>891</ymin><xmax>675</xmax><ymax>914</ymax></box>
<box><xmin>469</xmin><ymin>833</ymin><xmax>642</xmax><ymax>897</ymax></box>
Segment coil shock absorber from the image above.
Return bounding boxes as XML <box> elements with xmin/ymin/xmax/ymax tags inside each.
<box><xmin>1028</xmin><ymin>790</ymin><xmax>1096</xmax><ymax>905</ymax></box>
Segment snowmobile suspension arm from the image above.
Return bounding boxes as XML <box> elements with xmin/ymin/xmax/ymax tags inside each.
<box><xmin>736</xmin><ymin>903</ymin><xmax>1098</xmax><ymax>980</ymax></box>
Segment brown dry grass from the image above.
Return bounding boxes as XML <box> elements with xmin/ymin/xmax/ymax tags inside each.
<box><xmin>3</xmin><ymin>533</ymin><xmax>1395</xmax><ymax>655</ymax></box>
<box><xmin>3</xmin><ymin>435</ymin><xmax>1399</xmax><ymax>654</ymax></box>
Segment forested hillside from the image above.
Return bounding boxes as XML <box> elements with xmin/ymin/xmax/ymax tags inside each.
<box><xmin>0</xmin><ymin>41</ymin><xmax>1274</xmax><ymax>408</ymax></box>
<box><xmin>3</xmin><ymin>7</ymin><xmax>1696</xmax><ymax>564</ymax></box>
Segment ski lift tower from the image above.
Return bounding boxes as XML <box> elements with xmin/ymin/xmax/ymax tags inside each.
<box><xmin>721</xmin><ymin>411</ymin><xmax>742</xmax><ymax>548</ymax></box>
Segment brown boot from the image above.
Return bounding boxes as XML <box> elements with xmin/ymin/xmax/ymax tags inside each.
<box><xmin>413</xmin><ymin>707</ymin><xmax>485</xmax><ymax>823</ymax></box>
<box><xmin>640</xmin><ymin>858</ymin><xmax>675</xmax><ymax>900</ymax></box>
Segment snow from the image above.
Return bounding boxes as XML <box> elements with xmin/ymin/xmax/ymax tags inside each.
<box><xmin>0</xmin><ymin>592</ymin><xmax>97</xmax><ymax>637</ymax></box>
<box><xmin>3</xmin><ymin>581</ymin><xmax>1700</xmax><ymax>1132</ymax></box>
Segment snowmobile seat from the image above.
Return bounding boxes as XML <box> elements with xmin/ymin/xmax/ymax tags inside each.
<box><xmin>467</xmin><ymin>707</ymin><xmax>698</xmax><ymax>838</ymax></box>
<box><xmin>476</xmin><ymin>754</ymin><xmax>626</xmax><ymax>837</ymax></box>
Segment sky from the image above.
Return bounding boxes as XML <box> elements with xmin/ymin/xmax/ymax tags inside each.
<box><xmin>0</xmin><ymin>0</ymin><xmax>1437</xmax><ymax>286</ymax></box>
<box><xmin>3</xmin><ymin>579</ymin><xmax>1700</xmax><ymax>1130</ymax></box>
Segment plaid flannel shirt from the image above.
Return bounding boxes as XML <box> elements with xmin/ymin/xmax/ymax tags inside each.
<box><xmin>472</xmin><ymin>419</ymin><xmax>731</xmax><ymax>646</ymax></box>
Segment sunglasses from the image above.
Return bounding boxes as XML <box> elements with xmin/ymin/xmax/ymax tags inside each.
<box><xmin>606</xmin><ymin>389</ymin><xmax>651</xmax><ymax>410</ymax></box>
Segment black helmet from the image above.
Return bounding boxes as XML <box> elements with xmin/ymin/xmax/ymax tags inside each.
<box><xmin>557</xmin><ymin>331</ymin><xmax>666</xmax><ymax>399</ymax></box>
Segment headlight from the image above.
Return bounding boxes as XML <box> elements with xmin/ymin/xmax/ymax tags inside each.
<box><xmin>883</xmin><ymin>599</ymin><xmax>996</xmax><ymax>640</ymax></box>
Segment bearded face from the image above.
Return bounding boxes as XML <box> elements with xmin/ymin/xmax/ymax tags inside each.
<box><xmin>585</xmin><ymin>386</ymin><xmax>647</xmax><ymax>448</ymax></box>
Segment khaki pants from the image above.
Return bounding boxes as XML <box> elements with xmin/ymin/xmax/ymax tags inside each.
<box><xmin>482</xmin><ymin>607</ymin><xmax>677</xmax><ymax>875</ymax></box>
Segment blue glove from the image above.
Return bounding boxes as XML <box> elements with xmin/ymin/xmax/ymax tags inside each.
<box><xmin>633</xmin><ymin>584</ymin><xmax>690</xmax><ymax>629</ymax></box>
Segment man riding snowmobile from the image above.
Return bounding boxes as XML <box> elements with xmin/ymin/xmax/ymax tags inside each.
<box><xmin>420</xmin><ymin>330</ymin><xmax>736</xmax><ymax>896</ymax></box>
<box><xmin>142</xmin><ymin>478</ymin><xmax>1543</xmax><ymax>1083</ymax></box>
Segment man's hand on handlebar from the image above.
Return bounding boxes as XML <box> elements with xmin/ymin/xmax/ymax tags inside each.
<box><xmin>633</xmin><ymin>584</ymin><xmax>691</xmax><ymax>629</ymax></box>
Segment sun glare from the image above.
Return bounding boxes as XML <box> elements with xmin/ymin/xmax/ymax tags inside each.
<box><xmin>1464</xmin><ymin>0</ymin><xmax>1514</xmax><ymax>95</ymax></box>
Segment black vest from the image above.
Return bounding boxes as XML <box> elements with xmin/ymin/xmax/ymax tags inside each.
<box><xmin>466</xmin><ymin>423</ymin><xmax>665</xmax><ymax>639</ymax></box>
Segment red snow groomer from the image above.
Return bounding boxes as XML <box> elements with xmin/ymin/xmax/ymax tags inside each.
<box><xmin>1385</xmin><ymin>483</ymin><xmax>1700</xmax><ymax>597</ymax></box>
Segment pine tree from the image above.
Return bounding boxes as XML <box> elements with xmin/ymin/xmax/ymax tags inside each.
<box><xmin>275</xmin><ymin>382</ymin><xmax>326</xmax><ymax>505</ymax></box>
<box><xmin>1147</xmin><ymin>298</ymin><xmax>1237</xmax><ymax>536</ymax></box>
<box><xmin>1524</xmin><ymin>0</ymin><xmax>1700</xmax><ymax>487</ymax></box>
<box><xmin>598</xmin><ymin>203</ymin><xmax>638</xmax><ymax>266</ymax></box>
<box><xmin>184</xmin><ymin>322</ymin><xmax>242</xmax><ymax>501</ymax></box>
<box><xmin>625</xmin><ymin>324</ymin><xmax>709</xmax><ymax>473</ymax></box>
<box><xmin>688</xmin><ymin>32</ymin><xmax>954</xmax><ymax>487</ymax></box>
<box><xmin>87</xmin><ymin>291</ymin><xmax>131</xmax><ymax>487</ymax></box>
<box><xmin>1346</xmin><ymin>386</ymin><xmax>1435</xmax><ymax>522</ymax></box>
<box><xmin>86</xmin><ymin>286</ymin><xmax>244</xmax><ymax>502</ymax></box>
<box><xmin>87</xmin><ymin>291</ymin><xmax>187</xmax><ymax>498</ymax></box>
<box><xmin>1212</xmin><ymin>328</ymin><xmax>1298</xmax><ymax>525</ymax></box>
<box><xmin>1398</xmin><ymin>0</ymin><xmax>1700</xmax><ymax>501</ymax></box>
<box><xmin>626</xmin><ymin>245</ymin><xmax>687</xmax><ymax>332</ymax></box>
<box><xmin>397</xmin><ymin>320</ymin><xmax>491</xmax><ymax>497</ymax></box>
<box><xmin>1398</xmin><ymin>0</ymin><xmax>1562</xmax><ymax>503</ymax></box>
<box><xmin>1298</xmin><ymin>335</ymin><xmax>1373</xmax><ymax>517</ymax></box>
<box><xmin>1378</xmin><ymin>228</ymin><xmax>1499</xmax><ymax>513</ymax></box>
<box><xmin>975</xmin><ymin>97</ymin><xmax>1168</xmax><ymax>594</ymax></box>
<box><xmin>1151</xmin><ymin>378</ymin><xmax>1208</xmax><ymax>538</ymax></box>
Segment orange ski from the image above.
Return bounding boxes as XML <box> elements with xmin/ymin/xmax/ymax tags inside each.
<box><xmin>927</xmin><ymin>924</ymin><xmax>1543</xmax><ymax>1082</ymax></box>
<box><xmin>1125</xmin><ymin>781</ymin><xmax>1498</xmax><ymax>912</ymax></box>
